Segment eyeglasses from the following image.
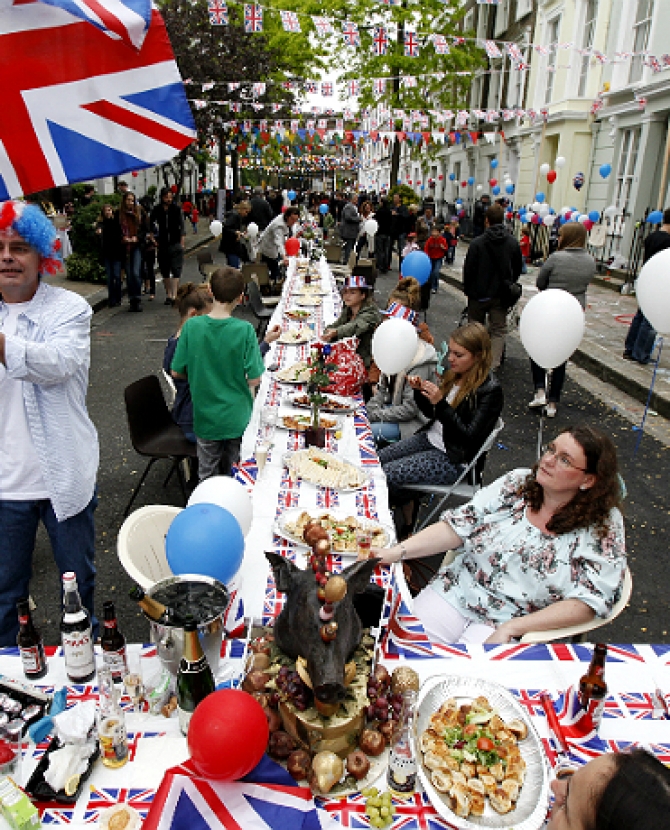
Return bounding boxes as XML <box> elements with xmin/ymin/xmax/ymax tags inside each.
<box><xmin>541</xmin><ymin>442</ymin><xmax>588</xmax><ymax>472</ymax></box>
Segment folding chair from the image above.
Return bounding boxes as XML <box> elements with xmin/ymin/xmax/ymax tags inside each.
<box><xmin>196</xmin><ymin>249</ymin><xmax>217</xmax><ymax>282</ymax></box>
<box><xmin>325</xmin><ymin>242</ymin><xmax>343</xmax><ymax>264</ymax></box>
<box><xmin>246</xmin><ymin>279</ymin><xmax>273</xmax><ymax>338</ymax></box>
<box><xmin>241</xmin><ymin>264</ymin><xmax>280</xmax><ymax>307</ymax></box>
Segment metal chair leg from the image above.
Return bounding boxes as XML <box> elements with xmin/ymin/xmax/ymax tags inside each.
<box><xmin>124</xmin><ymin>457</ymin><xmax>158</xmax><ymax>517</ymax></box>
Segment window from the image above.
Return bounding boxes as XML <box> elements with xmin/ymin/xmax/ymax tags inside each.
<box><xmin>516</xmin><ymin>0</ymin><xmax>533</xmax><ymax>21</ymax></box>
<box><xmin>464</xmin><ymin>9</ymin><xmax>474</xmax><ymax>32</ymax></box>
<box><xmin>614</xmin><ymin>127</ymin><xmax>641</xmax><ymax>212</ymax></box>
<box><xmin>476</xmin><ymin>6</ymin><xmax>489</xmax><ymax>40</ymax></box>
<box><xmin>508</xmin><ymin>54</ymin><xmax>526</xmax><ymax>109</ymax></box>
<box><xmin>578</xmin><ymin>0</ymin><xmax>598</xmax><ymax>97</ymax></box>
<box><xmin>544</xmin><ymin>16</ymin><xmax>561</xmax><ymax>105</ymax></box>
<box><xmin>494</xmin><ymin>2</ymin><xmax>510</xmax><ymax>37</ymax></box>
<box><xmin>629</xmin><ymin>0</ymin><xmax>654</xmax><ymax>84</ymax></box>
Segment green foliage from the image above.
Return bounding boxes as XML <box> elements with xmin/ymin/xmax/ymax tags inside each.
<box><xmin>388</xmin><ymin>184</ymin><xmax>418</xmax><ymax>205</ymax></box>
<box><xmin>66</xmin><ymin>253</ymin><xmax>106</xmax><ymax>285</ymax></box>
<box><xmin>69</xmin><ymin>195</ymin><xmax>121</xmax><ymax>260</ymax></box>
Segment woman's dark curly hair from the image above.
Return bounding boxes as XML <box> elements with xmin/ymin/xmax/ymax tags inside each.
<box><xmin>522</xmin><ymin>425</ymin><xmax>622</xmax><ymax>538</ymax></box>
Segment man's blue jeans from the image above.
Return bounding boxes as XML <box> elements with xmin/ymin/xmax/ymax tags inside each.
<box><xmin>0</xmin><ymin>494</ymin><xmax>97</xmax><ymax>646</ymax></box>
<box><xmin>624</xmin><ymin>309</ymin><xmax>657</xmax><ymax>364</ymax></box>
<box><xmin>430</xmin><ymin>257</ymin><xmax>443</xmax><ymax>291</ymax></box>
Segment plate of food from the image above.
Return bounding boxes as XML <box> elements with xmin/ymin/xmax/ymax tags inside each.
<box><xmin>290</xmin><ymin>393</ymin><xmax>355</xmax><ymax>413</ymax></box>
<box><xmin>274</xmin><ymin>508</ymin><xmax>394</xmax><ymax>552</ymax></box>
<box><xmin>294</xmin><ymin>296</ymin><xmax>323</xmax><ymax>307</ymax></box>
<box><xmin>278</xmin><ymin>329</ymin><xmax>312</xmax><ymax>345</ymax></box>
<box><xmin>285</xmin><ymin>309</ymin><xmax>312</xmax><ymax>322</ymax></box>
<box><xmin>282</xmin><ymin>448</ymin><xmax>368</xmax><ymax>491</ymax></box>
<box><xmin>278</xmin><ymin>412</ymin><xmax>340</xmax><ymax>431</ymax></box>
<box><xmin>415</xmin><ymin>675</ymin><xmax>550</xmax><ymax>830</ymax></box>
<box><xmin>275</xmin><ymin>362</ymin><xmax>311</xmax><ymax>384</ymax></box>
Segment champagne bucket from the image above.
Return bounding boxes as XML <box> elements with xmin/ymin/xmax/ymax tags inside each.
<box><xmin>144</xmin><ymin>575</ymin><xmax>230</xmax><ymax>677</ymax></box>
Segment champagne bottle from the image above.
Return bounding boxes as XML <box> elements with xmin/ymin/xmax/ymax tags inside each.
<box><xmin>176</xmin><ymin>619</ymin><xmax>215</xmax><ymax>736</ymax></box>
<box><xmin>129</xmin><ymin>585</ymin><xmax>173</xmax><ymax>625</ymax></box>
<box><xmin>386</xmin><ymin>690</ymin><xmax>418</xmax><ymax>797</ymax></box>
<box><xmin>61</xmin><ymin>572</ymin><xmax>95</xmax><ymax>683</ymax></box>
<box><xmin>97</xmin><ymin>667</ymin><xmax>129</xmax><ymax>768</ymax></box>
<box><xmin>101</xmin><ymin>601</ymin><xmax>128</xmax><ymax>683</ymax></box>
<box><xmin>16</xmin><ymin>598</ymin><xmax>47</xmax><ymax>680</ymax></box>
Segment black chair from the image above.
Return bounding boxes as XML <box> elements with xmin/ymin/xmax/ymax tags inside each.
<box><xmin>123</xmin><ymin>375</ymin><xmax>197</xmax><ymax>516</ymax></box>
<box><xmin>196</xmin><ymin>249</ymin><xmax>217</xmax><ymax>282</ymax></box>
<box><xmin>247</xmin><ymin>279</ymin><xmax>273</xmax><ymax>338</ymax></box>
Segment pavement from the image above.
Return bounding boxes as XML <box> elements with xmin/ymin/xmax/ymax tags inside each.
<box><xmin>28</xmin><ymin>226</ymin><xmax>670</xmax><ymax>646</ymax></box>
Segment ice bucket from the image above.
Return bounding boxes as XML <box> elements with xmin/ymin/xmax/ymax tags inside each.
<box><xmin>144</xmin><ymin>574</ymin><xmax>230</xmax><ymax>677</ymax></box>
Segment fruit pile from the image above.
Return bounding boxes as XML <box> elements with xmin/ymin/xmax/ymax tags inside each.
<box><xmin>275</xmin><ymin>666</ymin><xmax>313</xmax><ymax>712</ymax></box>
<box><xmin>361</xmin><ymin>787</ymin><xmax>394</xmax><ymax>828</ymax></box>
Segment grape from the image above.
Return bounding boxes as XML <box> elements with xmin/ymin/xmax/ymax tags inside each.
<box><xmin>366</xmin><ymin>705</ymin><xmax>376</xmax><ymax>721</ymax></box>
<box><xmin>361</xmin><ymin>788</ymin><xmax>374</xmax><ymax>797</ymax></box>
<box><xmin>391</xmin><ymin>699</ymin><xmax>403</xmax><ymax>713</ymax></box>
<box><xmin>380</xmin><ymin>806</ymin><xmax>390</xmax><ymax>817</ymax></box>
<box><xmin>376</xmin><ymin>696</ymin><xmax>388</xmax><ymax>709</ymax></box>
<box><xmin>377</xmin><ymin>709</ymin><xmax>388</xmax><ymax>722</ymax></box>
<box><xmin>366</xmin><ymin>806</ymin><xmax>379</xmax><ymax>818</ymax></box>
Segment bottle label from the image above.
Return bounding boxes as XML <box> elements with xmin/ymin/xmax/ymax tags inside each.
<box><xmin>104</xmin><ymin>618</ymin><xmax>117</xmax><ymax>629</ymax></box>
<box><xmin>102</xmin><ymin>647</ymin><xmax>128</xmax><ymax>681</ymax></box>
<box><xmin>62</xmin><ymin>628</ymin><xmax>95</xmax><ymax>678</ymax></box>
<box><xmin>99</xmin><ymin>715</ymin><xmax>129</xmax><ymax>766</ymax></box>
<box><xmin>177</xmin><ymin>706</ymin><xmax>193</xmax><ymax>735</ymax></box>
<box><xmin>19</xmin><ymin>645</ymin><xmax>44</xmax><ymax>674</ymax></box>
<box><xmin>580</xmin><ymin>695</ymin><xmax>605</xmax><ymax>728</ymax></box>
<box><xmin>387</xmin><ymin>751</ymin><xmax>417</xmax><ymax>795</ymax></box>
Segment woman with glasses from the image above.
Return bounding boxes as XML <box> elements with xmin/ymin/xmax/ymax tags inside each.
<box><xmin>371</xmin><ymin>425</ymin><xmax>625</xmax><ymax>645</ymax></box>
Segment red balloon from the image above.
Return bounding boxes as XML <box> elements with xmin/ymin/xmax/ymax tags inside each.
<box><xmin>170</xmin><ymin>185</ymin><xmax>178</xmax><ymax>194</ymax></box>
<box><xmin>532</xmin><ymin>214</ymin><xmax>541</xmax><ymax>224</ymax></box>
<box><xmin>408</xmin><ymin>179</ymin><xmax>412</xmax><ymax>184</ymax></box>
<box><xmin>546</xmin><ymin>170</ymin><xmax>557</xmax><ymax>183</ymax></box>
<box><xmin>458</xmin><ymin>209</ymin><xmax>465</xmax><ymax>218</ymax></box>
<box><xmin>438</xmin><ymin>174</ymin><xmax>443</xmax><ymax>180</ymax></box>
<box><xmin>461</xmin><ymin>181</ymin><xmax>467</xmax><ymax>187</ymax></box>
<box><xmin>285</xmin><ymin>237</ymin><xmax>301</xmax><ymax>256</ymax></box>
<box><xmin>583</xmin><ymin>219</ymin><xmax>594</xmax><ymax>231</ymax></box>
<box><xmin>131</xmin><ymin>171</ymin><xmax>139</xmax><ymax>178</ymax></box>
<box><xmin>489</xmin><ymin>179</ymin><xmax>497</xmax><ymax>187</ymax></box>
<box><xmin>564</xmin><ymin>210</ymin><xmax>572</xmax><ymax>220</ymax></box>
<box><xmin>188</xmin><ymin>690</ymin><xmax>268</xmax><ymax>781</ymax></box>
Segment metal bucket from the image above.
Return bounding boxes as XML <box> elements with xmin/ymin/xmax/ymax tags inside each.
<box><xmin>144</xmin><ymin>574</ymin><xmax>230</xmax><ymax>677</ymax></box>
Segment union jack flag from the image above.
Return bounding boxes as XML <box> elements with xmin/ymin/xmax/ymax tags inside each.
<box><xmin>373</xmin><ymin>77</ymin><xmax>387</xmax><ymax>95</ymax></box>
<box><xmin>207</xmin><ymin>0</ymin><xmax>228</xmax><ymax>25</ymax></box>
<box><xmin>511</xmin><ymin>689</ymin><xmax>554</xmax><ymax>718</ymax></box>
<box><xmin>0</xmin><ymin>2</ymin><xmax>196</xmax><ymax>200</ymax></box>
<box><xmin>645</xmin><ymin>55</ymin><xmax>662</xmax><ymax>73</ymax></box>
<box><xmin>223</xmin><ymin>587</ymin><xmax>245</xmax><ymax>638</ymax></box>
<box><xmin>244</xmin><ymin>4</ymin><xmax>263</xmax><ymax>32</ymax></box>
<box><xmin>483</xmin><ymin>39</ymin><xmax>502</xmax><ymax>59</ymax></box>
<box><xmin>341</xmin><ymin>21</ymin><xmax>360</xmax><ymax>48</ymax></box>
<box><xmin>232</xmin><ymin>457</ymin><xmax>257</xmax><ymax>486</ymax></box>
<box><xmin>347</xmin><ymin>79</ymin><xmax>360</xmax><ymax>96</ymax></box>
<box><xmin>316</xmin><ymin>487</ymin><xmax>340</xmax><ymax>508</ymax></box>
<box><xmin>305</xmin><ymin>80</ymin><xmax>318</xmax><ymax>93</ymax></box>
<box><xmin>373</xmin><ymin>25</ymin><xmax>389</xmax><ymax>56</ymax></box>
<box><xmin>85</xmin><ymin>787</ymin><xmax>157</xmax><ymax>823</ymax></box>
<box><xmin>321</xmin><ymin>82</ymin><xmax>333</xmax><ymax>96</ymax></box>
<box><xmin>311</xmin><ymin>16</ymin><xmax>333</xmax><ymax>35</ymax></box>
<box><xmin>379</xmin><ymin>578</ymin><xmax>436</xmax><ymax>659</ymax></box>
<box><xmin>252</xmin><ymin>82</ymin><xmax>266</xmax><ymax>96</ymax></box>
<box><xmin>228</xmin><ymin>81</ymin><xmax>240</xmax><ymax>92</ymax></box>
<box><xmin>402</xmin><ymin>75</ymin><xmax>418</xmax><ymax>88</ymax></box>
<box><xmin>38</xmin><ymin>800</ymin><xmax>78</xmax><ymax>825</ymax></box>
<box><xmin>263</xmin><ymin>571</ymin><xmax>286</xmax><ymax>624</ymax></box>
<box><xmin>452</xmin><ymin>36</ymin><xmax>466</xmax><ymax>46</ymax></box>
<box><xmin>290</xmin><ymin>119</ymin><xmax>300</xmax><ymax>131</ymax></box>
<box><xmin>40</xmin><ymin>0</ymin><xmax>152</xmax><ymax>50</ymax></box>
<box><xmin>280</xmin><ymin>10</ymin><xmax>300</xmax><ymax>32</ymax></box>
<box><xmin>322</xmin><ymin>790</ymin><xmax>448</xmax><ymax>827</ymax></box>
<box><xmin>272</xmin><ymin>104</ymin><xmax>282</xmax><ymax>113</ymax></box>
<box><xmin>506</xmin><ymin>42</ymin><xmax>526</xmax><ymax>67</ymax></box>
<box><xmin>432</xmin><ymin>34</ymin><xmax>449</xmax><ymax>54</ymax></box>
<box><xmin>404</xmin><ymin>29</ymin><xmax>420</xmax><ymax>57</ymax></box>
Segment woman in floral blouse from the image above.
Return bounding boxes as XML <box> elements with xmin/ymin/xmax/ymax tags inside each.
<box><xmin>372</xmin><ymin>425</ymin><xmax>626</xmax><ymax>645</ymax></box>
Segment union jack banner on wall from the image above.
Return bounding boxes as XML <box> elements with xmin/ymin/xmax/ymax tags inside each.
<box><xmin>321</xmin><ymin>82</ymin><xmax>333</xmax><ymax>96</ymax></box>
<box><xmin>341</xmin><ymin>21</ymin><xmax>360</xmax><ymax>47</ymax></box>
<box><xmin>207</xmin><ymin>0</ymin><xmax>228</xmax><ymax>26</ymax></box>
<box><xmin>311</xmin><ymin>16</ymin><xmax>333</xmax><ymax>35</ymax></box>
<box><xmin>0</xmin><ymin>0</ymin><xmax>196</xmax><ymax>200</ymax></box>
<box><xmin>373</xmin><ymin>25</ymin><xmax>389</xmax><ymax>56</ymax></box>
<box><xmin>244</xmin><ymin>4</ymin><xmax>262</xmax><ymax>32</ymax></box>
<box><xmin>279</xmin><ymin>10</ymin><xmax>300</xmax><ymax>32</ymax></box>
<box><xmin>404</xmin><ymin>29</ymin><xmax>419</xmax><ymax>57</ymax></box>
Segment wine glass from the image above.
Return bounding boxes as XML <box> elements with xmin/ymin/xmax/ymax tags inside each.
<box><xmin>122</xmin><ymin>652</ymin><xmax>145</xmax><ymax>713</ymax></box>
<box><xmin>260</xmin><ymin>409</ymin><xmax>278</xmax><ymax>444</ymax></box>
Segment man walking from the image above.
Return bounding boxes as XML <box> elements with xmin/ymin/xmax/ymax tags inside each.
<box><xmin>150</xmin><ymin>188</ymin><xmax>185</xmax><ymax>305</ymax></box>
<box><xmin>248</xmin><ymin>186</ymin><xmax>273</xmax><ymax>232</ymax></box>
<box><xmin>339</xmin><ymin>193</ymin><xmax>361</xmax><ymax>265</ymax></box>
<box><xmin>463</xmin><ymin>204</ymin><xmax>522</xmax><ymax>370</ymax></box>
<box><xmin>389</xmin><ymin>193</ymin><xmax>408</xmax><ymax>270</ymax></box>
<box><xmin>0</xmin><ymin>201</ymin><xmax>99</xmax><ymax>645</ymax></box>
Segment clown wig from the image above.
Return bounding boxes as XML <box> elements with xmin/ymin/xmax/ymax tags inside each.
<box><xmin>0</xmin><ymin>201</ymin><xmax>62</xmax><ymax>274</ymax></box>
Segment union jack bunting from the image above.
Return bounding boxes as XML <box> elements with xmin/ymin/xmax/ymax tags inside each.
<box><xmin>343</xmin><ymin>108</ymin><xmax>353</xmax><ymax>118</ymax></box>
<box><xmin>252</xmin><ymin>82</ymin><xmax>266</xmax><ymax>96</ymax></box>
<box><xmin>645</xmin><ymin>55</ymin><xmax>662</xmax><ymax>72</ymax></box>
<box><xmin>347</xmin><ymin>79</ymin><xmax>360</xmax><ymax>96</ymax></box>
<box><xmin>373</xmin><ymin>25</ymin><xmax>389</xmax><ymax>56</ymax></box>
<box><xmin>270</xmin><ymin>102</ymin><xmax>281</xmax><ymax>113</ymax></box>
<box><xmin>324</xmin><ymin>107</ymin><xmax>335</xmax><ymax>115</ymax></box>
<box><xmin>304</xmin><ymin>80</ymin><xmax>317</xmax><ymax>93</ymax></box>
<box><xmin>534</xmin><ymin>44</ymin><xmax>550</xmax><ymax>56</ymax></box>
<box><xmin>378</xmin><ymin>0</ymin><xmax>402</xmax><ymax>6</ymax></box>
<box><xmin>485</xmin><ymin>109</ymin><xmax>498</xmax><ymax>123</ymax></box>
<box><xmin>402</xmin><ymin>75</ymin><xmax>418</xmax><ymax>88</ymax></box>
<box><xmin>662</xmin><ymin>54</ymin><xmax>670</xmax><ymax>67</ymax></box>
<box><xmin>557</xmin><ymin>42</ymin><xmax>573</xmax><ymax>50</ymax></box>
<box><xmin>317</xmin><ymin>119</ymin><xmax>327</xmax><ymax>129</ymax></box>
<box><xmin>404</xmin><ymin>29</ymin><xmax>420</xmax><ymax>57</ymax></box>
<box><xmin>506</xmin><ymin>42</ymin><xmax>526</xmax><ymax>67</ymax></box>
<box><xmin>452</xmin><ymin>36</ymin><xmax>466</xmax><ymax>46</ymax></box>
<box><xmin>290</xmin><ymin>119</ymin><xmax>299</xmax><ymax>131</ymax></box>
<box><xmin>207</xmin><ymin>0</ymin><xmax>228</xmax><ymax>26</ymax></box>
<box><xmin>311</xmin><ymin>16</ymin><xmax>333</xmax><ymax>35</ymax></box>
<box><xmin>432</xmin><ymin>34</ymin><xmax>449</xmax><ymax>54</ymax></box>
<box><xmin>310</xmin><ymin>105</ymin><xmax>321</xmax><ymax>114</ymax></box>
<box><xmin>335</xmin><ymin>118</ymin><xmax>344</xmax><ymax>130</ymax></box>
<box><xmin>227</xmin><ymin>81</ymin><xmax>240</xmax><ymax>92</ymax></box>
<box><xmin>483</xmin><ymin>39</ymin><xmax>502</xmax><ymax>59</ymax></box>
<box><xmin>477</xmin><ymin>0</ymin><xmax>501</xmax><ymax>4</ymax></box>
<box><xmin>456</xmin><ymin>110</ymin><xmax>469</xmax><ymax>126</ymax></box>
<box><xmin>306</xmin><ymin>119</ymin><xmax>315</xmax><ymax>130</ymax></box>
<box><xmin>250</xmin><ymin>102</ymin><xmax>263</xmax><ymax>111</ymax></box>
<box><xmin>0</xmin><ymin>2</ymin><xmax>196</xmax><ymax>199</ymax></box>
<box><xmin>341</xmin><ymin>21</ymin><xmax>360</xmax><ymax>47</ymax></box>
<box><xmin>230</xmin><ymin>101</ymin><xmax>241</xmax><ymax>112</ymax></box>
<box><xmin>273</xmin><ymin>119</ymin><xmax>283</xmax><ymax>129</ymax></box>
<box><xmin>279</xmin><ymin>10</ymin><xmax>300</xmax><ymax>32</ymax></box>
<box><xmin>242</xmin><ymin>119</ymin><xmax>251</xmax><ymax>131</ymax></box>
<box><xmin>321</xmin><ymin>82</ymin><xmax>333</xmax><ymax>96</ymax></box>
<box><xmin>502</xmin><ymin>108</ymin><xmax>514</xmax><ymax>120</ymax></box>
<box><xmin>201</xmin><ymin>82</ymin><xmax>214</xmax><ymax>92</ymax></box>
<box><xmin>39</xmin><ymin>0</ymin><xmax>152</xmax><ymax>50</ymax></box>
<box><xmin>373</xmin><ymin>77</ymin><xmax>387</xmax><ymax>95</ymax></box>
<box><xmin>244</xmin><ymin>4</ymin><xmax>262</xmax><ymax>32</ymax></box>
<box><xmin>636</xmin><ymin>95</ymin><xmax>648</xmax><ymax>110</ymax></box>
<box><xmin>259</xmin><ymin>119</ymin><xmax>267</xmax><ymax>130</ymax></box>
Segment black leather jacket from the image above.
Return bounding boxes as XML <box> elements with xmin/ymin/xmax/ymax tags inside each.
<box><xmin>414</xmin><ymin>374</ymin><xmax>503</xmax><ymax>465</ymax></box>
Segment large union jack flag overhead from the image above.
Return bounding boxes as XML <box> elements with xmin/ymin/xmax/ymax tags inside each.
<box><xmin>0</xmin><ymin>1</ymin><xmax>196</xmax><ymax>200</ymax></box>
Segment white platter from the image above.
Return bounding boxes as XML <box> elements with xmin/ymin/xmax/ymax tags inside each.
<box><xmin>273</xmin><ymin>507</ymin><xmax>395</xmax><ymax>553</ymax></box>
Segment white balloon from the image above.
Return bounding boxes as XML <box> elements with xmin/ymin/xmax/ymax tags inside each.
<box><xmin>539</xmin><ymin>204</ymin><xmax>550</xmax><ymax>217</ymax></box>
<box><xmin>560</xmin><ymin>206</ymin><xmax>571</xmax><ymax>216</ymax></box>
<box><xmin>555</xmin><ymin>156</ymin><xmax>566</xmax><ymax>169</ymax></box>
<box><xmin>543</xmin><ymin>214</ymin><xmax>556</xmax><ymax>226</ymax></box>
<box><xmin>372</xmin><ymin>318</ymin><xmax>419</xmax><ymax>376</ymax></box>
<box><xmin>539</xmin><ymin>163</ymin><xmax>551</xmax><ymax>176</ymax></box>
<box><xmin>247</xmin><ymin>222</ymin><xmax>259</xmax><ymax>237</ymax></box>
<box><xmin>636</xmin><ymin>248</ymin><xmax>670</xmax><ymax>333</ymax></box>
<box><xmin>603</xmin><ymin>204</ymin><xmax>619</xmax><ymax>219</ymax></box>
<box><xmin>525</xmin><ymin>211</ymin><xmax>535</xmax><ymax>221</ymax></box>
<box><xmin>577</xmin><ymin>214</ymin><xmax>588</xmax><ymax>224</ymax></box>
<box><xmin>532</xmin><ymin>202</ymin><xmax>541</xmax><ymax>212</ymax></box>
<box><xmin>364</xmin><ymin>218</ymin><xmax>378</xmax><ymax>235</ymax></box>
<box><xmin>209</xmin><ymin>220</ymin><xmax>223</xmax><ymax>237</ymax></box>
<box><xmin>476</xmin><ymin>184</ymin><xmax>483</xmax><ymax>191</ymax></box>
<box><xmin>520</xmin><ymin>289</ymin><xmax>585</xmax><ymax>369</ymax></box>
<box><xmin>187</xmin><ymin>477</ymin><xmax>253</xmax><ymax>537</ymax></box>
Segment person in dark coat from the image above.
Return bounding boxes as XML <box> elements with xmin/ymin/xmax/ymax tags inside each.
<box><xmin>248</xmin><ymin>187</ymin><xmax>274</xmax><ymax>231</ymax></box>
<box><xmin>374</xmin><ymin>197</ymin><xmax>393</xmax><ymax>273</ymax></box>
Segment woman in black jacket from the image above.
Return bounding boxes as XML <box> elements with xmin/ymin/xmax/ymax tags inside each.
<box><xmin>218</xmin><ymin>200</ymin><xmax>250</xmax><ymax>268</ymax></box>
<box><xmin>379</xmin><ymin>322</ymin><xmax>503</xmax><ymax>530</ymax></box>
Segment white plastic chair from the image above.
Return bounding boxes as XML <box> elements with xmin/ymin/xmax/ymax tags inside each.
<box><xmin>406</xmin><ymin>418</ymin><xmax>505</xmax><ymax>532</ymax></box>
<box><xmin>117</xmin><ymin>505</ymin><xmax>180</xmax><ymax>590</ymax></box>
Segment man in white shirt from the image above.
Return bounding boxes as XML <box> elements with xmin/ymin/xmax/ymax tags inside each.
<box><xmin>0</xmin><ymin>201</ymin><xmax>99</xmax><ymax>646</ymax></box>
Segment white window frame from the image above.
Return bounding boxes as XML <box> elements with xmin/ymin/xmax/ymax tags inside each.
<box><xmin>508</xmin><ymin>45</ymin><xmax>527</xmax><ymax>109</ymax></box>
<box><xmin>494</xmin><ymin>2</ymin><xmax>510</xmax><ymax>38</ymax></box>
<box><xmin>544</xmin><ymin>15</ymin><xmax>562</xmax><ymax>105</ymax></box>
<box><xmin>578</xmin><ymin>0</ymin><xmax>598</xmax><ymax>97</ymax></box>
<box><xmin>516</xmin><ymin>0</ymin><xmax>533</xmax><ymax>22</ymax></box>
<box><xmin>476</xmin><ymin>6</ymin><xmax>489</xmax><ymax>40</ymax></box>
<box><xmin>614</xmin><ymin>127</ymin><xmax>641</xmax><ymax>213</ymax></box>
<box><xmin>464</xmin><ymin>9</ymin><xmax>475</xmax><ymax>32</ymax></box>
<box><xmin>629</xmin><ymin>0</ymin><xmax>654</xmax><ymax>84</ymax></box>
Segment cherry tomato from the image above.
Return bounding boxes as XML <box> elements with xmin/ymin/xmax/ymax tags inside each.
<box><xmin>477</xmin><ymin>737</ymin><xmax>495</xmax><ymax>752</ymax></box>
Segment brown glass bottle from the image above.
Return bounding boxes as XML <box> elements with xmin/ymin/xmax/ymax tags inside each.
<box><xmin>129</xmin><ymin>585</ymin><xmax>172</xmax><ymax>625</ymax></box>
<box><xmin>579</xmin><ymin>643</ymin><xmax>608</xmax><ymax>727</ymax></box>
<box><xmin>16</xmin><ymin>599</ymin><xmax>47</xmax><ymax>680</ymax></box>
<box><xmin>176</xmin><ymin>619</ymin><xmax>215</xmax><ymax>736</ymax></box>
<box><xmin>101</xmin><ymin>601</ymin><xmax>128</xmax><ymax>683</ymax></box>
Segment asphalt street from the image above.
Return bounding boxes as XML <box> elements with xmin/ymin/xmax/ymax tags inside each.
<box><xmin>28</xmin><ymin>246</ymin><xmax>670</xmax><ymax>646</ymax></box>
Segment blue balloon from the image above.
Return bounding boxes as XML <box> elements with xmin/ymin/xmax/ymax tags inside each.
<box><xmin>505</xmin><ymin>184</ymin><xmax>515</xmax><ymax>195</ymax></box>
<box><xmin>535</xmin><ymin>192</ymin><xmax>546</xmax><ymax>203</ymax></box>
<box><xmin>287</xmin><ymin>189</ymin><xmax>297</xmax><ymax>201</ymax></box>
<box><xmin>401</xmin><ymin>251</ymin><xmax>431</xmax><ymax>286</ymax></box>
<box><xmin>492</xmin><ymin>185</ymin><xmax>500</xmax><ymax>195</ymax></box>
<box><xmin>467</xmin><ymin>177</ymin><xmax>475</xmax><ymax>186</ymax></box>
<box><xmin>588</xmin><ymin>210</ymin><xmax>600</xmax><ymax>222</ymax></box>
<box><xmin>319</xmin><ymin>203</ymin><xmax>329</xmax><ymax>214</ymax></box>
<box><xmin>449</xmin><ymin>173</ymin><xmax>456</xmax><ymax>181</ymax></box>
<box><xmin>559</xmin><ymin>216</ymin><xmax>568</xmax><ymax>225</ymax></box>
<box><xmin>166</xmin><ymin>503</ymin><xmax>244</xmax><ymax>585</ymax></box>
<box><xmin>647</xmin><ymin>210</ymin><xmax>663</xmax><ymax>224</ymax></box>
<box><xmin>490</xmin><ymin>159</ymin><xmax>499</xmax><ymax>169</ymax></box>
<box><xmin>599</xmin><ymin>164</ymin><xmax>612</xmax><ymax>179</ymax></box>
<box><xmin>455</xmin><ymin>199</ymin><xmax>463</xmax><ymax>206</ymax></box>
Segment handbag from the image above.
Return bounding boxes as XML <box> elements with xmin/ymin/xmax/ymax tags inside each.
<box><xmin>501</xmin><ymin>280</ymin><xmax>522</xmax><ymax>309</ymax></box>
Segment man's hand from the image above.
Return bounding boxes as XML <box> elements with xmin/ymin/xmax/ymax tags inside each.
<box><xmin>264</xmin><ymin>325</ymin><xmax>281</xmax><ymax>345</ymax></box>
<box><xmin>419</xmin><ymin>380</ymin><xmax>442</xmax><ymax>405</ymax></box>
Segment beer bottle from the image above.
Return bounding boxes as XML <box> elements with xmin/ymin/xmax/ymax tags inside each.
<box><xmin>16</xmin><ymin>599</ymin><xmax>48</xmax><ymax>680</ymax></box>
<box><xmin>386</xmin><ymin>690</ymin><xmax>418</xmax><ymax>797</ymax></box>
<box><xmin>579</xmin><ymin>643</ymin><xmax>608</xmax><ymax>727</ymax></box>
<box><xmin>97</xmin><ymin>667</ymin><xmax>129</xmax><ymax>768</ymax></box>
<box><xmin>176</xmin><ymin>619</ymin><xmax>215</xmax><ymax>736</ymax></box>
<box><xmin>129</xmin><ymin>585</ymin><xmax>173</xmax><ymax>625</ymax></box>
<box><xmin>101</xmin><ymin>601</ymin><xmax>128</xmax><ymax>683</ymax></box>
<box><xmin>61</xmin><ymin>572</ymin><xmax>96</xmax><ymax>683</ymax></box>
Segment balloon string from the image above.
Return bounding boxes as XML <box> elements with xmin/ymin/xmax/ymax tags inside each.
<box><xmin>633</xmin><ymin>336</ymin><xmax>664</xmax><ymax>458</ymax></box>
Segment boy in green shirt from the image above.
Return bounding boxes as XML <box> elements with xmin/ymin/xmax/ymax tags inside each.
<box><xmin>171</xmin><ymin>267</ymin><xmax>265</xmax><ymax>479</ymax></box>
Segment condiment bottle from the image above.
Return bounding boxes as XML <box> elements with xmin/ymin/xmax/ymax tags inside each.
<box><xmin>16</xmin><ymin>598</ymin><xmax>47</xmax><ymax>680</ymax></box>
<box><xmin>579</xmin><ymin>643</ymin><xmax>608</xmax><ymax>728</ymax></box>
<box><xmin>101</xmin><ymin>601</ymin><xmax>128</xmax><ymax>683</ymax></box>
<box><xmin>61</xmin><ymin>572</ymin><xmax>95</xmax><ymax>683</ymax></box>
<box><xmin>386</xmin><ymin>690</ymin><xmax>418</xmax><ymax>797</ymax></box>
<box><xmin>176</xmin><ymin>618</ymin><xmax>215</xmax><ymax>736</ymax></box>
<box><xmin>97</xmin><ymin>667</ymin><xmax>129</xmax><ymax>768</ymax></box>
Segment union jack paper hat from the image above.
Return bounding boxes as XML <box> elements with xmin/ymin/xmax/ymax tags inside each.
<box><xmin>381</xmin><ymin>301</ymin><xmax>418</xmax><ymax>326</ymax></box>
<box><xmin>343</xmin><ymin>275</ymin><xmax>372</xmax><ymax>291</ymax></box>
<box><xmin>0</xmin><ymin>201</ymin><xmax>61</xmax><ymax>274</ymax></box>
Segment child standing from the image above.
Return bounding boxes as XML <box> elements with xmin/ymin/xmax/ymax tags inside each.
<box><xmin>190</xmin><ymin>206</ymin><xmax>199</xmax><ymax>234</ymax></box>
<box><xmin>401</xmin><ymin>232</ymin><xmax>420</xmax><ymax>260</ymax></box>
<box><xmin>171</xmin><ymin>268</ymin><xmax>265</xmax><ymax>480</ymax></box>
<box><xmin>444</xmin><ymin>220</ymin><xmax>459</xmax><ymax>265</ymax></box>
<box><xmin>423</xmin><ymin>225</ymin><xmax>449</xmax><ymax>294</ymax></box>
